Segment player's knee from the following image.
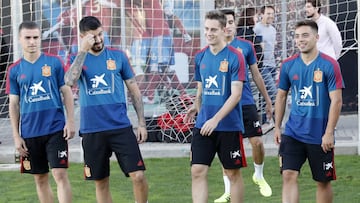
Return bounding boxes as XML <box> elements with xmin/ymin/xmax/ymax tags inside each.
<box><xmin>34</xmin><ymin>173</ymin><xmax>49</xmax><ymax>186</ymax></box>
<box><xmin>51</xmin><ymin>168</ymin><xmax>69</xmax><ymax>182</ymax></box>
<box><xmin>282</xmin><ymin>170</ymin><xmax>298</xmax><ymax>183</ymax></box>
<box><xmin>130</xmin><ymin>170</ymin><xmax>147</xmax><ymax>184</ymax></box>
<box><xmin>250</xmin><ymin>137</ymin><xmax>263</xmax><ymax>148</ymax></box>
<box><xmin>223</xmin><ymin>168</ymin><xmax>241</xmax><ymax>181</ymax></box>
<box><xmin>191</xmin><ymin>164</ymin><xmax>207</xmax><ymax>179</ymax></box>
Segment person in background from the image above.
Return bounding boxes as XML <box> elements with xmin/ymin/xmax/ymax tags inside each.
<box><xmin>305</xmin><ymin>0</ymin><xmax>343</xmax><ymax>60</ymax></box>
<box><xmin>237</xmin><ymin>7</ymin><xmax>263</xmax><ymax>63</ymax></box>
<box><xmin>184</xmin><ymin>10</ymin><xmax>247</xmax><ymax>203</ymax></box>
<box><xmin>274</xmin><ymin>20</ymin><xmax>344</xmax><ymax>203</ymax></box>
<box><xmin>213</xmin><ymin>9</ymin><xmax>273</xmax><ymax>203</ymax></box>
<box><xmin>64</xmin><ymin>16</ymin><xmax>148</xmax><ymax>203</ymax></box>
<box><xmin>6</xmin><ymin>21</ymin><xmax>75</xmax><ymax>203</ymax></box>
<box><xmin>237</xmin><ymin>7</ymin><xmax>275</xmax><ymax>134</ymax></box>
<box><xmin>254</xmin><ymin>5</ymin><xmax>277</xmax><ymax>126</ymax></box>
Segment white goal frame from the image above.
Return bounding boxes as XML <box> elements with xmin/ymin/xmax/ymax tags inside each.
<box><xmin>3</xmin><ymin>0</ymin><xmax>360</xmax><ymax>155</ymax></box>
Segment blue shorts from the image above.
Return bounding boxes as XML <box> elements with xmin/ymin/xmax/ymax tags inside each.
<box><xmin>190</xmin><ymin>128</ymin><xmax>247</xmax><ymax>169</ymax></box>
<box><xmin>81</xmin><ymin>126</ymin><xmax>146</xmax><ymax>180</ymax></box>
<box><xmin>22</xmin><ymin>131</ymin><xmax>69</xmax><ymax>174</ymax></box>
<box><xmin>279</xmin><ymin>134</ymin><xmax>336</xmax><ymax>182</ymax></box>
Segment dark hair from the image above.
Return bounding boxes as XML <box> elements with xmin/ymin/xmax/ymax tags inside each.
<box><xmin>237</xmin><ymin>7</ymin><xmax>256</xmax><ymax>27</ymax></box>
<box><xmin>205</xmin><ymin>10</ymin><xmax>227</xmax><ymax>28</ymax></box>
<box><xmin>260</xmin><ymin>5</ymin><xmax>275</xmax><ymax>14</ymax></box>
<box><xmin>79</xmin><ymin>16</ymin><xmax>102</xmax><ymax>33</ymax></box>
<box><xmin>220</xmin><ymin>9</ymin><xmax>235</xmax><ymax>18</ymax></box>
<box><xmin>295</xmin><ymin>19</ymin><xmax>318</xmax><ymax>33</ymax></box>
<box><xmin>306</xmin><ymin>0</ymin><xmax>322</xmax><ymax>13</ymax></box>
<box><xmin>18</xmin><ymin>21</ymin><xmax>39</xmax><ymax>33</ymax></box>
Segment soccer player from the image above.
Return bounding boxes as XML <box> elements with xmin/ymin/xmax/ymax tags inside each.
<box><xmin>6</xmin><ymin>21</ymin><xmax>75</xmax><ymax>203</ymax></box>
<box><xmin>274</xmin><ymin>20</ymin><xmax>344</xmax><ymax>203</ymax></box>
<box><xmin>64</xmin><ymin>16</ymin><xmax>149</xmax><ymax>203</ymax></box>
<box><xmin>213</xmin><ymin>9</ymin><xmax>273</xmax><ymax>203</ymax></box>
<box><xmin>305</xmin><ymin>0</ymin><xmax>343</xmax><ymax>60</ymax></box>
<box><xmin>184</xmin><ymin>10</ymin><xmax>247</xmax><ymax>203</ymax></box>
<box><xmin>254</xmin><ymin>5</ymin><xmax>278</xmax><ymax>125</ymax></box>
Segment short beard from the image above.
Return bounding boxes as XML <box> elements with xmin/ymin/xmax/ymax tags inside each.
<box><xmin>91</xmin><ymin>42</ymin><xmax>104</xmax><ymax>53</ymax></box>
<box><xmin>306</xmin><ymin>13</ymin><xmax>314</xmax><ymax>19</ymax></box>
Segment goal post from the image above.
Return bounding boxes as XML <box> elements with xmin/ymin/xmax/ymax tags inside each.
<box><xmin>358</xmin><ymin>0</ymin><xmax>360</xmax><ymax>155</ymax></box>
<box><xmin>0</xmin><ymin>0</ymin><xmax>358</xmax><ymax>149</ymax></box>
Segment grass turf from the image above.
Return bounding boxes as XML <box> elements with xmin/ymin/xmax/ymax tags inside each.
<box><xmin>0</xmin><ymin>155</ymin><xmax>359</xmax><ymax>202</ymax></box>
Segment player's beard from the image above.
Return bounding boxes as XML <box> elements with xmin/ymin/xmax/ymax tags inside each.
<box><xmin>306</xmin><ymin>13</ymin><xmax>314</xmax><ymax>19</ymax></box>
<box><xmin>91</xmin><ymin>41</ymin><xmax>104</xmax><ymax>53</ymax></box>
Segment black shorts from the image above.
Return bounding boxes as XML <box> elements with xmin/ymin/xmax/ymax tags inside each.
<box><xmin>22</xmin><ymin>131</ymin><xmax>69</xmax><ymax>174</ymax></box>
<box><xmin>279</xmin><ymin>134</ymin><xmax>336</xmax><ymax>182</ymax></box>
<box><xmin>81</xmin><ymin>126</ymin><xmax>146</xmax><ymax>180</ymax></box>
<box><xmin>242</xmin><ymin>104</ymin><xmax>262</xmax><ymax>138</ymax></box>
<box><xmin>190</xmin><ymin>128</ymin><xmax>247</xmax><ymax>169</ymax></box>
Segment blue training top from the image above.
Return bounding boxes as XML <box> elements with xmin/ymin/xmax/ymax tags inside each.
<box><xmin>229</xmin><ymin>37</ymin><xmax>258</xmax><ymax>105</ymax></box>
<box><xmin>7</xmin><ymin>53</ymin><xmax>66</xmax><ymax>138</ymax></box>
<box><xmin>68</xmin><ymin>47</ymin><xmax>134</xmax><ymax>133</ymax></box>
<box><xmin>194</xmin><ymin>45</ymin><xmax>246</xmax><ymax>132</ymax></box>
<box><xmin>278</xmin><ymin>52</ymin><xmax>344</xmax><ymax>144</ymax></box>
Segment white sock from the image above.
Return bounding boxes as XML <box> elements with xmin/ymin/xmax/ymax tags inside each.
<box><xmin>254</xmin><ymin>162</ymin><xmax>264</xmax><ymax>179</ymax></box>
<box><xmin>223</xmin><ymin>175</ymin><xmax>230</xmax><ymax>194</ymax></box>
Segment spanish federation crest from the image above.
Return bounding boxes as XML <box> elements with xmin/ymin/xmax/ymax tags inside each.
<box><xmin>313</xmin><ymin>68</ymin><xmax>323</xmax><ymax>83</ymax></box>
<box><xmin>219</xmin><ymin>59</ymin><xmax>228</xmax><ymax>72</ymax></box>
<box><xmin>42</xmin><ymin>64</ymin><xmax>51</xmax><ymax>77</ymax></box>
<box><xmin>23</xmin><ymin>158</ymin><xmax>31</xmax><ymax>170</ymax></box>
<box><xmin>106</xmin><ymin>59</ymin><xmax>116</xmax><ymax>70</ymax></box>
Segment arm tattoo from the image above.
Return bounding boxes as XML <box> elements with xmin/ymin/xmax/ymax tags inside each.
<box><xmin>129</xmin><ymin>91</ymin><xmax>146</xmax><ymax>126</ymax></box>
<box><xmin>64</xmin><ymin>51</ymin><xmax>87</xmax><ymax>86</ymax></box>
<box><xmin>127</xmin><ymin>78</ymin><xmax>146</xmax><ymax>126</ymax></box>
<box><xmin>126</xmin><ymin>78</ymin><xmax>136</xmax><ymax>85</ymax></box>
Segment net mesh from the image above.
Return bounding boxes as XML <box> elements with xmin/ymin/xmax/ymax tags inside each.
<box><xmin>0</xmin><ymin>0</ymin><xmax>357</xmax><ymax>143</ymax></box>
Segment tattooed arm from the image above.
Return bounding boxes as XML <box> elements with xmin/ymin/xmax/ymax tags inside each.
<box><xmin>64</xmin><ymin>33</ymin><xmax>95</xmax><ymax>86</ymax></box>
<box><xmin>124</xmin><ymin>77</ymin><xmax>147</xmax><ymax>143</ymax></box>
<box><xmin>64</xmin><ymin>51</ymin><xmax>87</xmax><ymax>86</ymax></box>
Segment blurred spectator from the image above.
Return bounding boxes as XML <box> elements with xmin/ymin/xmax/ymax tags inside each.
<box><xmin>305</xmin><ymin>0</ymin><xmax>342</xmax><ymax>60</ymax></box>
<box><xmin>254</xmin><ymin>5</ymin><xmax>277</xmax><ymax>124</ymax></box>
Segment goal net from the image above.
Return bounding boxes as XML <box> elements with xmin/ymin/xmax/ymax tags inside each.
<box><xmin>0</xmin><ymin>0</ymin><xmax>358</xmax><ymax>145</ymax></box>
